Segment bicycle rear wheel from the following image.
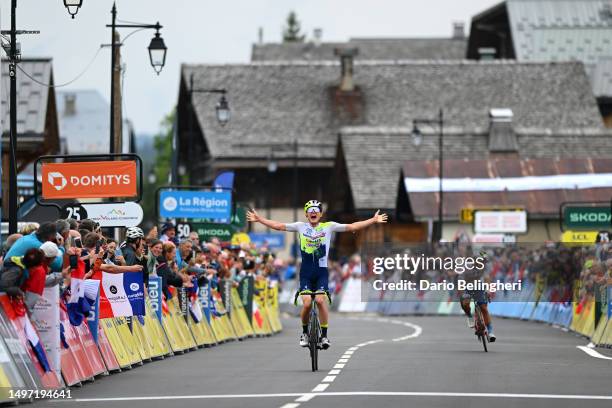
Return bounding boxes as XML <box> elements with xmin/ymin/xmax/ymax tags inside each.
<box><xmin>474</xmin><ymin>306</ymin><xmax>488</xmax><ymax>352</ymax></box>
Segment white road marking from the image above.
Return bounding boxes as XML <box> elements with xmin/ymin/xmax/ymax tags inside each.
<box><xmin>322</xmin><ymin>376</ymin><xmax>336</xmax><ymax>383</ymax></box>
<box><xmin>392</xmin><ymin>322</ymin><xmax>423</xmax><ymax>342</ymax></box>
<box><xmin>57</xmin><ymin>391</ymin><xmax>612</xmax><ymax>403</ymax></box>
<box><xmin>338</xmin><ymin>358</ymin><xmax>349</xmax><ymax>363</ymax></box>
<box><xmin>340</xmin><ymin>354</ymin><xmax>351</xmax><ymax>359</ymax></box>
<box><xmin>280</xmin><ymin>404</ymin><xmax>300</xmax><ymax>408</ymax></box>
<box><xmin>56</xmin><ymin>393</ymin><xmax>305</xmax><ymax>402</ymax></box>
<box><xmin>348</xmin><ymin>347</ymin><xmax>358</xmax><ymax>351</ymax></box>
<box><xmin>295</xmin><ymin>394</ymin><xmax>315</xmax><ymax>402</ymax></box>
<box><xmin>329</xmin><ymin>369</ymin><xmax>341</xmax><ymax>375</ymax></box>
<box><xmin>333</xmin><ymin>363</ymin><xmax>345</xmax><ymax>369</ymax></box>
<box><xmin>577</xmin><ymin>345</ymin><xmax>612</xmax><ymax>360</ymax></box>
<box><xmin>344</xmin><ymin>350</ymin><xmax>355</xmax><ymax>355</ymax></box>
<box><xmin>312</xmin><ymin>384</ymin><xmax>329</xmax><ymax>392</ymax></box>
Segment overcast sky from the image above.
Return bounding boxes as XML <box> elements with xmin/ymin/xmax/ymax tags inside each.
<box><xmin>2</xmin><ymin>0</ymin><xmax>499</xmax><ymax>135</ymax></box>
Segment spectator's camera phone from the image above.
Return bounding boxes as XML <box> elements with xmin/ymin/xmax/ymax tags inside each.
<box><xmin>74</xmin><ymin>237</ymin><xmax>82</xmax><ymax>248</ymax></box>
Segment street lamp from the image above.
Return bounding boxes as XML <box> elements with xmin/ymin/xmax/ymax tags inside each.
<box><xmin>411</xmin><ymin>109</ymin><xmax>444</xmax><ymax>242</ymax></box>
<box><xmin>410</xmin><ymin>124</ymin><xmax>423</xmax><ymax>147</ymax></box>
<box><xmin>216</xmin><ymin>95</ymin><xmax>231</xmax><ymax>126</ymax></box>
<box><xmin>148</xmin><ymin>29</ymin><xmax>167</xmax><ymax>75</ymax></box>
<box><xmin>63</xmin><ymin>0</ymin><xmax>83</xmax><ymax>18</ymax></box>
<box><xmin>107</xmin><ymin>2</ymin><xmax>166</xmax><ymax>154</ymax></box>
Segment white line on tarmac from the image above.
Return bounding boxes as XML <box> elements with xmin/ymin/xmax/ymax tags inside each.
<box><xmin>333</xmin><ymin>363</ymin><xmax>345</xmax><ymax>369</ymax></box>
<box><xmin>294</xmin><ymin>394</ymin><xmax>315</xmax><ymax>402</ymax></box>
<box><xmin>329</xmin><ymin>369</ymin><xmax>341</xmax><ymax>375</ymax></box>
<box><xmin>322</xmin><ymin>376</ymin><xmax>336</xmax><ymax>383</ymax></box>
<box><xmin>312</xmin><ymin>384</ymin><xmax>329</xmax><ymax>392</ymax></box>
<box><xmin>392</xmin><ymin>322</ymin><xmax>423</xmax><ymax>342</ymax></box>
<box><xmin>279</xmin><ymin>404</ymin><xmax>300</xmax><ymax>408</ymax></box>
<box><xmin>577</xmin><ymin>345</ymin><xmax>612</xmax><ymax>360</ymax></box>
<box><xmin>56</xmin><ymin>391</ymin><xmax>612</xmax><ymax>403</ymax></box>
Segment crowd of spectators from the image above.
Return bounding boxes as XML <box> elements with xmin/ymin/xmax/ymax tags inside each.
<box><xmin>0</xmin><ymin>219</ymin><xmax>295</xmax><ymax>316</ymax></box>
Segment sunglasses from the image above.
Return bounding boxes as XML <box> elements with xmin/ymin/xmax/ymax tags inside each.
<box><xmin>306</xmin><ymin>207</ymin><xmax>321</xmax><ymax>214</ymax></box>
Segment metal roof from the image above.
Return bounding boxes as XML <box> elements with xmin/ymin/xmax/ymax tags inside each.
<box><xmin>506</xmin><ymin>0</ymin><xmax>612</xmax><ymax>96</ymax></box>
<box><xmin>183</xmin><ymin>60</ymin><xmax>602</xmax><ymax>161</ymax></box>
<box><xmin>403</xmin><ymin>157</ymin><xmax>612</xmax><ymax>219</ymax></box>
<box><xmin>1</xmin><ymin>58</ymin><xmax>53</xmax><ymax>136</ymax></box>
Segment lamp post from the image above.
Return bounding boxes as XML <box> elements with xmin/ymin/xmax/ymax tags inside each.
<box><xmin>2</xmin><ymin>1</ymin><xmax>42</xmax><ymax>235</ymax></box>
<box><xmin>107</xmin><ymin>2</ymin><xmax>166</xmax><ymax>154</ymax></box>
<box><xmin>411</xmin><ymin>108</ymin><xmax>444</xmax><ymax>242</ymax></box>
<box><xmin>63</xmin><ymin>0</ymin><xmax>83</xmax><ymax>18</ymax></box>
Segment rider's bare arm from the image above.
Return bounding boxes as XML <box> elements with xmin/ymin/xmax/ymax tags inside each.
<box><xmin>246</xmin><ymin>209</ymin><xmax>287</xmax><ymax>231</ymax></box>
<box><xmin>345</xmin><ymin>210</ymin><xmax>388</xmax><ymax>233</ymax></box>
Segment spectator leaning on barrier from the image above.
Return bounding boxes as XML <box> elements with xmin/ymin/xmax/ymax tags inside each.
<box><xmin>4</xmin><ymin>222</ymin><xmax>64</xmax><ymax>272</ymax></box>
<box><xmin>176</xmin><ymin>239</ymin><xmax>194</xmax><ymax>270</ymax></box>
<box><xmin>22</xmin><ymin>242</ymin><xmax>62</xmax><ymax>310</ymax></box>
<box><xmin>156</xmin><ymin>241</ymin><xmax>192</xmax><ymax>298</ymax></box>
<box><xmin>0</xmin><ymin>248</ymin><xmax>44</xmax><ymax>299</ymax></box>
<box><xmin>121</xmin><ymin>227</ymin><xmax>149</xmax><ymax>286</ymax></box>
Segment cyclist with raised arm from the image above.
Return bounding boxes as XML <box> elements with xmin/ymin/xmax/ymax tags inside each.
<box><xmin>247</xmin><ymin>200</ymin><xmax>387</xmax><ymax>349</ymax></box>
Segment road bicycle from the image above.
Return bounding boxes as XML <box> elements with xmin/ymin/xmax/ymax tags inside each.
<box><xmin>295</xmin><ymin>291</ymin><xmax>331</xmax><ymax>371</ymax></box>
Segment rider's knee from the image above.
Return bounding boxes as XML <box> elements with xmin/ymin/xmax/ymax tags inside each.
<box><xmin>314</xmin><ymin>296</ymin><xmax>326</xmax><ymax>306</ymax></box>
<box><xmin>302</xmin><ymin>297</ymin><xmax>313</xmax><ymax>308</ymax></box>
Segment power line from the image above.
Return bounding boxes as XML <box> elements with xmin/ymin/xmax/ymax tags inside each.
<box><xmin>15</xmin><ymin>45</ymin><xmax>103</xmax><ymax>88</ymax></box>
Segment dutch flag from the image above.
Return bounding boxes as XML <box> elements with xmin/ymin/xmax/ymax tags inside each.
<box><xmin>24</xmin><ymin>317</ymin><xmax>51</xmax><ymax>372</ymax></box>
<box><xmin>67</xmin><ymin>259</ymin><xmax>99</xmax><ymax>326</ymax></box>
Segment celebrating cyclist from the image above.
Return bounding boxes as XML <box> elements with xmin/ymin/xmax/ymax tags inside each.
<box><xmin>247</xmin><ymin>200</ymin><xmax>387</xmax><ymax>349</ymax></box>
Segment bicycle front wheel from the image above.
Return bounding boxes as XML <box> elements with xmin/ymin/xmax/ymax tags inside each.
<box><xmin>310</xmin><ymin>340</ymin><xmax>318</xmax><ymax>371</ymax></box>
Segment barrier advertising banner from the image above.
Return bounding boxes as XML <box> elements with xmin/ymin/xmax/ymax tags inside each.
<box><xmin>248</xmin><ymin>233</ymin><xmax>285</xmax><ymax>249</ymax></box>
<box><xmin>239</xmin><ymin>275</ymin><xmax>254</xmax><ymax>324</ymax></box>
<box><xmin>87</xmin><ymin>291</ymin><xmax>100</xmax><ymax>344</ymax></box>
<box><xmin>159</xmin><ymin>190</ymin><xmax>232</xmax><ymax>220</ymax></box>
<box><xmin>198</xmin><ymin>282</ymin><xmax>211</xmax><ymax>323</ymax></box>
<box><xmin>30</xmin><ymin>288</ymin><xmax>61</xmax><ymax>380</ymax></box>
<box><xmin>148</xmin><ymin>276</ymin><xmax>163</xmax><ymax>321</ymax></box>
<box><xmin>41</xmin><ymin>160</ymin><xmax>137</xmax><ymax>199</ymax></box>
<box><xmin>98</xmin><ymin>272</ymin><xmax>145</xmax><ymax>318</ymax></box>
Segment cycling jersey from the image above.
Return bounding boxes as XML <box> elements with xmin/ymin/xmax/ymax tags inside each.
<box><xmin>285</xmin><ymin>221</ymin><xmax>347</xmax><ymax>292</ymax></box>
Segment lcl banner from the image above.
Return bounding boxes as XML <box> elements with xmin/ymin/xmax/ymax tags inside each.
<box><xmin>41</xmin><ymin>160</ymin><xmax>137</xmax><ymax>199</ymax></box>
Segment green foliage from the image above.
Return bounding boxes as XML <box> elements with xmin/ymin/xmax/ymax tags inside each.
<box><xmin>282</xmin><ymin>11</ymin><xmax>305</xmax><ymax>43</ymax></box>
<box><xmin>142</xmin><ymin>109</ymin><xmax>175</xmax><ymax>225</ymax></box>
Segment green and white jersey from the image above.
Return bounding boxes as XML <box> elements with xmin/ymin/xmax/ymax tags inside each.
<box><xmin>285</xmin><ymin>221</ymin><xmax>347</xmax><ymax>268</ymax></box>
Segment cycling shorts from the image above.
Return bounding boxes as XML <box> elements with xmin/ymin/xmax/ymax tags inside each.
<box><xmin>299</xmin><ymin>266</ymin><xmax>329</xmax><ymax>293</ymax></box>
<box><xmin>461</xmin><ymin>290</ymin><xmax>488</xmax><ymax>305</ymax></box>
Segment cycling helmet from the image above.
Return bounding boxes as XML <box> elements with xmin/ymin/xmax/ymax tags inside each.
<box><xmin>126</xmin><ymin>227</ymin><xmax>144</xmax><ymax>240</ymax></box>
<box><xmin>304</xmin><ymin>200</ymin><xmax>322</xmax><ymax>212</ymax></box>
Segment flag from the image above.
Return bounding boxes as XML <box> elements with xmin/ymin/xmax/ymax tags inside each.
<box><xmin>97</xmin><ymin>272</ymin><xmax>145</xmax><ymax>318</ymax></box>
<box><xmin>252</xmin><ymin>300</ymin><xmax>263</xmax><ymax>328</ymax></box>
<box><xmin>23</xmin><ymin>317</ymin><xmax>51</xmax><ymax>372</ymax></box>
<box><xmin>67</xmin><ymin>259</ymin><xmax>99</xmax><ymax>326</ymax></box>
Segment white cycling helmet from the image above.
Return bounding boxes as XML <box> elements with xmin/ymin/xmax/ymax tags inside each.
<box><xmin>126</xmin><ymin>227</ymin><xmax>144</xmax><ymax>239</ymax></box>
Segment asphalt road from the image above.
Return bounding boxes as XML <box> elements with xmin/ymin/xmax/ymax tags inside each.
<box><xmin>46</xmin><ymin>313</ymin><xmax>612</xmax><ymax>408</ymax></box>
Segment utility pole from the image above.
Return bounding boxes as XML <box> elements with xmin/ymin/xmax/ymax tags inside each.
<box><xmin>112</xmin><ymin>31</ymin><xmax>123</xmax><ymax>154</ymax></box>
<box><xmin>8</xmin><ymin>0</ymin><xmax>18</xmax><ymax>234</ymax></box>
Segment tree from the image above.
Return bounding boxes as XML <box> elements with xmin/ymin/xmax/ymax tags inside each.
<box><xmin>141</xmin><ymin>109</ymin><xmax>174</xmax><ymax>225</ymax></box>
<box><xmin>282</xmin><ymin>11</ymin><xmax>305</xmax><ymax>43</ymax></box>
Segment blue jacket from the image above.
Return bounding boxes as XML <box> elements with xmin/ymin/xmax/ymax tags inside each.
<box><xmin>4</xmin><ymin>233</ymin><xmax>64</xmax><ymax>272</ymax></box>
